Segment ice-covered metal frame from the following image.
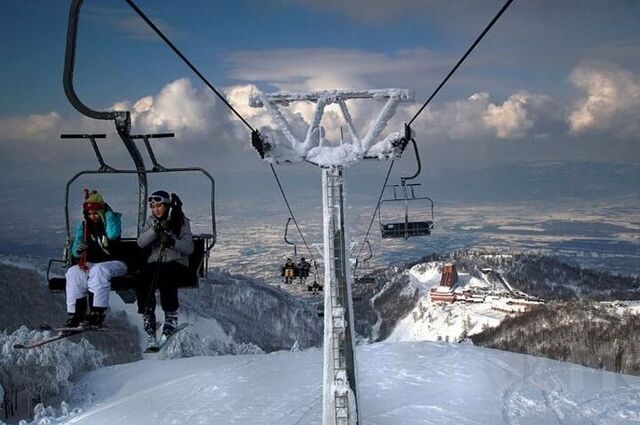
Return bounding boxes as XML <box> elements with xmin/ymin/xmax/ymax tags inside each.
<box><xmin>249</xmin><ymin>89</ymin><xmax>414</xmax><ymax>167</ymax></box>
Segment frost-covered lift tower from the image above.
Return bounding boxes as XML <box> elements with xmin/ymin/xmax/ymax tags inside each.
<box><xmin>250</xmin><ymin>89</ymin><xmax>413</xmax><ymax>425</ymax></box>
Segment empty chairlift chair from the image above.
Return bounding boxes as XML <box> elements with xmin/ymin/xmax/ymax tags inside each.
<box><xmin>354</xmin><ymin>241</ymin><xmax>375</xmax><ymax>285</ymax></box>
<box><xmin>378</xmin><ymin>138</ymin><xmax>434</xmax><ymax>239</ymax></box>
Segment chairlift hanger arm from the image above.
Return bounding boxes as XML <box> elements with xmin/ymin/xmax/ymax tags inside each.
<box><xmin>284</xmin><ymin>217</ymin><xmax>299</xmax><ymax>259</ymax></box>
<box><xmin>64</xmin><ymin>1</ymin><xmax>128</xmax><ymax>124</ymax></box>
<box><xmin>284</xmin><ymin>217</ymin><xmax>295</xmax><ymax>246</ymax></box>
<box><xmin>401</xmin><ymin>138</ymin><xmax>421</xmax><ymax>185</ymax></box>
<box><xmin>64</xmin><ymin>0</ymin><xmax>148</xmax><ymax>232</ymax></box>
<box><xmin>364</xmin><ymin>240</ymin><xmax>373</xmax><ymax>262</ymax></box>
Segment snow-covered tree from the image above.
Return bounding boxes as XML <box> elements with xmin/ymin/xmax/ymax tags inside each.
<box><xmin>0</xmin><ymin>327</ymin><xmax>103</xmax><ymax>422</ymax></box>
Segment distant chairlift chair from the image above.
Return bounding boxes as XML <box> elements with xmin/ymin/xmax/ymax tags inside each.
<box><xmin>378</xmin><ymin>138</ymin><xmax>434</xmax><ymax>239</ymax></box>
<box><xmin>281</xmin><ymin>217</ymin><xmax>300</xmax><ymax>282</ymax></box>
<box><xmin>354</xmin><ymin>240</ymin><xmax>375</xmax><ymax>285</ymax></box>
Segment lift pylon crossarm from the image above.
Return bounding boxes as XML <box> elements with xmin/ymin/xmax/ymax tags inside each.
<box><xmin>249</xmin><ymin>89</ymin><xmax>414</xmax><ymax>167</ymax></box>
<box><xmin>249</xmin><ymin>89</ymin><xmax>413</xmax><ymax>106</ymax></box>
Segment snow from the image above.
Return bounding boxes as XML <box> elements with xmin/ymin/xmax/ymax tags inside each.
<box><xmin>498</xmin><ymin>225</ymin><xmax>546</xmax><ymax>232</ymax></box>
<box><xmin>33</xmin><ymin>341</ymin><xmax>640</xmax><ymax>424</ymax></box>
<box><xmin>385</xmin><ymin>263</ymin><xmax>517</xmax><ymax>343</ymax></box>
<box><xmin>249</xmin><ymin>88</ymin><xmax>413</xmax><ymax>166</ymax></box>
<box><xmin>307</xmin><ymin>144</ymin><xmax>362</xmax><ymax>168</ymax></box>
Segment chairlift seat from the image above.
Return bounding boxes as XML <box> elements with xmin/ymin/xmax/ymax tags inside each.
<box><xmin>355</xmin><ymin>276</ymin><xmax>376</xmax><ymax>285</ymax></box>
<box><xmin>380</xmin><ymin>221</ymin><xmax>433</xmax><ymax>238</ymax></box>
<box><xmin>49</xmin><ymin>237</ymin><xmax>208</xmax><ymax>302</ymax></box>
<box><xmin>307</xmin><ymin>282</ymin><xmax>324</xmax><ymax>292</ymax></box>
<box><xmin>281</xmin><ymin>265</ymin><xmax>299</xmax><ymax>278</ymax></box>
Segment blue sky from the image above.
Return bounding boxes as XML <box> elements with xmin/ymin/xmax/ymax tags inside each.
<box><xmin>0</xmin><ymin>1</ymin><xmax>639</xmax><ymax>218</ymax></box>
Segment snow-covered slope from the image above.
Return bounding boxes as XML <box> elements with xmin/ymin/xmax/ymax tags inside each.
<box><xmin>34</xmin><ymin>341</ymin><xmax>640</xmax><ymax>425</ymax></box>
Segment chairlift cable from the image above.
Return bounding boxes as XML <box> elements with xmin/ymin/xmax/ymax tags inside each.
<box><xmin>408</xmin><ymin>0</ymin><xmax>515</xmax><ymax>125</ymax></box>
<box><xmin>270</xmin><ymin>164</ymin><xmax>316</xmax><ymax>264</ymax></box>
<box><xmin>125</xmin><ymin>0</ymin><xmax>317</xmax><ymax>265</ymax></box>
<box><xmin>355</xmin><ymin>160</ymin><xmax>395</xmax><ymax>261</ymax></box>
<box><xmin>124</xmin><ymin>0</ymin><xmax>255</xmax><ymax>132</ymax></box>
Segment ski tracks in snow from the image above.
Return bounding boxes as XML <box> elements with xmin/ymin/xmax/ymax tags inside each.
<box><xmin>67</xmin><ymin>358</ymin><xmax>258</xmax><ymax>424</ymax></box>
<box><xmin>66</xmin><ymin>372</ymin><xmax>204</xmax><ymax>424</ymax></box>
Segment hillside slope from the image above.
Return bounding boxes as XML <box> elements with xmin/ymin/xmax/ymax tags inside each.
<box><xmin>31</xmin><ymin>341</ymin><xmax>640</xmax><ymax>425</ymax></box>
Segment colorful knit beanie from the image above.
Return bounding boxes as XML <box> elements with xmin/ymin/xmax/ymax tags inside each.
<box><xmin>83</xmin><ymin>189</ymin><xmax>107</xmax><ymax>225</ymax></box>
<box><xmin>83</xmin><ymin>189</ymin><xmax>105</xmax><ymax>212</ymax></box>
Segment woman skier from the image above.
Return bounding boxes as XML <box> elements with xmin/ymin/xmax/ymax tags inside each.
<box><xmin>65</xmin><ymin>189</ymin><xmax>126</xmax><ymax>328</ymax></box>
<box><xmin>137</xmin><ymin>190</ymin><xmax>194</xmax><ymax>350</ymax></box>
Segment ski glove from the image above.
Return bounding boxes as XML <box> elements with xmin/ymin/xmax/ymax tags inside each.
<box><xmin>159</xmin><ymin>232</ymin><xmax>175</xmax><ymax>248</ymax></box>
<box><xmin>76</xmin><ymin>241</ymin><xmax>87</xmax><ymax>252</ymax></box>
<box><xmin>153</xmin><ymin>220</ymin><xmax>170</xmax><ymax>234</ymax></box>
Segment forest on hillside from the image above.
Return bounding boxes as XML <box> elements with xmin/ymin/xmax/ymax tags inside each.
<box><xmin>471</xmin><ymin>301</ymin><xmax>640</xmax><ymax>376</ymax></box>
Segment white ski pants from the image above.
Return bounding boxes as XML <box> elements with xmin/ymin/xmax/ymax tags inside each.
<box><xmin>65</xmin><ymin>261</ymin><xmax>127</xmax><ymax>313</ymax></box>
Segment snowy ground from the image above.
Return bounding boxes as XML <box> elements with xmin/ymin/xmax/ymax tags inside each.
<box><xmin>386</xmin><ymin>263</ymin><xmax>511</xmax><ymax>343</ymax></box>
<box><xmin>50</xmin><ymin>341</ymin><xmax>640</xmax><ymax>424</ymax></box>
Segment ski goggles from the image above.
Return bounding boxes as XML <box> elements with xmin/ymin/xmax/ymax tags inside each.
<box><xmin>148</xmin><ymin>195</ymin><xmax>170</xmax><ymax>204</ymax></box>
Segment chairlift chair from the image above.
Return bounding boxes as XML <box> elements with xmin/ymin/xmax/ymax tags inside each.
<box><xmin>46</xmin><ymin>133</ymin><xmax>217</xmax><ymax>304</ymax></box>
<box><xmin>283</xmin><ymin>217</ymin><xmax>322</xmax><ymax>292</ymax></box>
<box><xmin>281</xmin><ymin>217</ymin><xmax>300</xmax><ymax>277</ymax></box>
<box><xmin>47</xmin><ymin>8</ymin><xmax>216</xmax><ymax>304</ymax></box>
<box><xmin>354</xmin><ymin>240</ymin><xmax>375</xmax><ymax>285</ymax></box>
<box><xmin>378</xmin><ymin>138</ymin><xmax>434</xmax><ymax>239</ymax></box>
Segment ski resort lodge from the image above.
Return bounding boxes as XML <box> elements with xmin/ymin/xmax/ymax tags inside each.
<box><xmin>430</xmin><ymin>264</ymin><xmax>458</xmax><ymax>303</ymax></box>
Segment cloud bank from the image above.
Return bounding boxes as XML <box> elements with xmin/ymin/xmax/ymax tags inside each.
<box><xmin>568</xmin><ymin>62</ymin><xmax>640</xmax><ymax>139</ymax></box>
<box><xmin>1</xmin><ymin>50</ymin><xmax>638</xmax><ymax>181</ymax></box>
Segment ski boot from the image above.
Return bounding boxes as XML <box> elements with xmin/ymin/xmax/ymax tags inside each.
<box><xmin>84</xmin><ymin>307</ymin><xmax>107</xmax><ymax>329</ymax></box>
<box><xmin>143</xmin><ymin>313</ymin><xmax>159</xmax><ymax>352</ymax></box>
<box><xmin>162</xmin><ymin>310</ymin><xmax>178</xmax><ymax>338</ymax></box>
<box><xmin>65</xmin><ymin>297</ymin><xmax>87</xmax><ymax>328</ymax></box>
<box><xmin>65</xmin><ymin>313</ymin><xmax>85</xmax><ymax>328</ymax></box>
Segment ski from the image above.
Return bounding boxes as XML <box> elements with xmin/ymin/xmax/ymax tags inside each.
<box><xmin>144</xmin><ymin>323</ymin><xmax>190</xmax><ymax>354</ymax></box>
<box><xmin>14</xmin><ymin>328</ymin><xmax>90</xmax><ymax>350</ymax></box>
<box><xmin>39</xmin><ymin>324</ymin><xmax>108</xmax><ymax>332</ymax></box>
<box><xmin>13</xmin><ymin>324</ymin><xmax>110</xmax><ymax>349</ymax></box>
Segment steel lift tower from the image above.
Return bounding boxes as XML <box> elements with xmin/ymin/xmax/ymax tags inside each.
<box><xmin>250</xmin><ymin>89</ymin><xmax>413</xmax><ymax>425</ymax></box>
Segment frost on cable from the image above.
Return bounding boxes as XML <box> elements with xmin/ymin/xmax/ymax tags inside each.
<box><xmin>249</xmin><ymin>88</ymin><xmax>414</xmax><ymax>167</ymax></box>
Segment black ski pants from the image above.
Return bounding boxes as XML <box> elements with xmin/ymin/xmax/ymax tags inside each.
<box><xmin>136</xmin><ymin>261</ymin><xmax>187</xmax><ymax>314</ymax></box>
